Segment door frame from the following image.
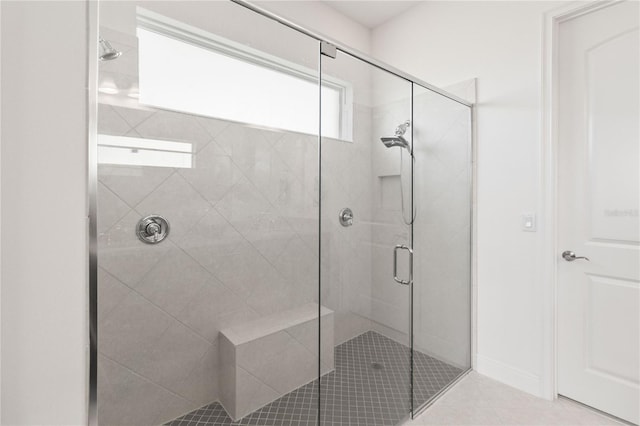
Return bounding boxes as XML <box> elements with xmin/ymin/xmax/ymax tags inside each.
<box><xmin>540</xmin><ymin>0</ymin><xmax>626</xmax><ymax>401</ymax></box>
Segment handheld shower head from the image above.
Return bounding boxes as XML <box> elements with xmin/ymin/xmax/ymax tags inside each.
<box><xmin>380</xmin><ymin>120</ymin><xmax>411</xmax><ymax>152</ymax></box>
<box><xmin>381</xmin><ymin>135</ymin><xmax>410</xmax><ymax>150</ymax></box>
<box><xmin>379</xmin><ymin>119</ymin><xmax>416</xmax><ymax>225</ymax></box>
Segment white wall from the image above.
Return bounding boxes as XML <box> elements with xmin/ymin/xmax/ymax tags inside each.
<box><xmin>1</xmin><ymin>2</ymin><xmax>88</xmax><ymax>424</ymax></box>
<box><xmin>372</xmin><ymin>1</ymin><xmax>565</xmax><ymax>397</ymax></box>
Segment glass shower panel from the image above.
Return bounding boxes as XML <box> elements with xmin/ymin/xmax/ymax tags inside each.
<box><xmin>96</xmin><ymin>2</ymin><xmax>320</xmax><ymax>424</ymax></box>
<box><xmin>412</xmin><ymin>83</ymin><xmax>472</xmax><ymax>411</ymax></box>
<box><xmin>320</xmin><ymin>50</ymin><xmax>413</xmax><ymax>425</ymax></box>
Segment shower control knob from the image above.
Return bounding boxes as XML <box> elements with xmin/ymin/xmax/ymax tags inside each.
<box><xmin>137</xmin><ymin>215</ymin><xmax>169</xmax><ymax>244</ymax></box>
<box><xmin>339</xmin><ymin>208</ymin><xmax>353</xmax><ymax>227</ymax></box>
<box><xmin>146</xmin><ymin>222</ymin><xmax>161</xmax><ymax>239</ymax></box>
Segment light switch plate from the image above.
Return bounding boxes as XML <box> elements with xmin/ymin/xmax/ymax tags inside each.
<box><xmin>522</xmin><ymin>212</ymin><xmax>536</xmax><ymax>232</ymax></box>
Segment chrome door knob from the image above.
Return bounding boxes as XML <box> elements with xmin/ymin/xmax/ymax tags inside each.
<box><xmin>562</xmin><ymin>250</ymin><xmax>590</xmax><ymax>262</ymax></box>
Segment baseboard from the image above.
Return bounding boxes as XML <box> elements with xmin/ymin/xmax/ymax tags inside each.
<box><xmin>475</xmin><ymin>354</ymin><xmax>541</xmax><ymax>396</ymax></box>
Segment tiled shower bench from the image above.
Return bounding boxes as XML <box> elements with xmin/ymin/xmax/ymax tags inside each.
<box><xmin>219</xmin><ymin>302</ymin><xmax>334</xmax><ymax>421</ymax></box>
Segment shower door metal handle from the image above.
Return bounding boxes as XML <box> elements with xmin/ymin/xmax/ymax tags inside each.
<box><xmin>393</xmin><ymin>245</ymin><xmax>413</xmax><ymax>285</ymax></box>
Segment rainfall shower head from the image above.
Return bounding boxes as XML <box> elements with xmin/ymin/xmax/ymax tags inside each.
<box><xmin>380</xmin><ymin>120</ymin><xmax>411</xmax><ymax>151</ymax></box>
<box><xmin>99</xmin><ymin>38</ymin><xmax>122</xmax><ymax>61</ymax></box>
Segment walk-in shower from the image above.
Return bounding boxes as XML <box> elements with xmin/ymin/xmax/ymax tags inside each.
<box><xmin>90</xmin><ymin>1</ymin><xmax>472</xmax><ymax>425</ymax></box>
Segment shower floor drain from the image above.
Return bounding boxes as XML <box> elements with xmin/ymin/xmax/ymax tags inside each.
<box><xmin>370</xmin><ymin>362</ymin><xmax>384</xmax><ymax>370</ymax></box>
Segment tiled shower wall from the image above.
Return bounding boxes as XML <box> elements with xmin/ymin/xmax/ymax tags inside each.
<box><xmin>96</xmin><ymin>24</ymin><xmax>374</xmax><ymax>426</ymax></box>
<box><xmin>98</xmin><ymin>104</ymin><xmax>319</xmax><ymax>425</ymax></box>
<box><xmin>320</xmin><ymin>105</ymin><xmax>375</xmax><ymax>346</ymax></box>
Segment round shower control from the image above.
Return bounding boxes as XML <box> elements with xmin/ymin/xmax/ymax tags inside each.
<box><xmin>137</xmin><ymin>215</ymin><xmax>169</xmax><ymax>244</ymax></box>
<box><xmin>339</xmin><ymin>208</ymin><xmax>353</xmax><ymax>227</ymax></box>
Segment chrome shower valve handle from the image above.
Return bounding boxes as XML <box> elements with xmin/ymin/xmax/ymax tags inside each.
<box><xmin>339</xmin><ymin>208</ymin><xmax>353</xmax><ymax>227</ymax></box>
<box><xmin>137</xmin><ymin>215</ymin><xmax>169</xmax><ymax>244</ymax></box>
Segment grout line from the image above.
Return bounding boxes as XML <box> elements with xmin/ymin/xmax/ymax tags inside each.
<box><xmin>95</xmin><ymin>181</ymin><xmax>131</xmax><ymax>234</ymax></box>
<box><xmin>111</xmin><ymin>102</ymin><xmax>157</xmax><ymax>130</ymax></box>
<box><xmin>100</xmin><ymin>261</ymin><xmax>219</xmax><ymax>347</ymax></box>
<box><xmin>99</xmin><ymin>352</ymin><xmax>200</xmax><ymax>409</ymax></box>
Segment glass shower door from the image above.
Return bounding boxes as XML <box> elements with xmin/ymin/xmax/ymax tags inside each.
<box><xmin>411</xmin><ymin>83</ymin><xmax>472</xmax><ymax>413</ymax></box>
<box><xmin>94</xmin><ymin>1</ymin><xmax>472</xmax><ymax>424</ymax></box>
<box><xmin>319</xmin><ymin>48</ymin><xmax>414</xmax><ymax>425</ymax></box>
<box><xmin>95</xmin><ymin>2</ymin><xmax>321</xmax><ymax>424</ymax></box>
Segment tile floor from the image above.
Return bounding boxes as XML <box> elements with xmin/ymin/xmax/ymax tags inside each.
<box><xmin>168</xmin><ymin>332</ymin><xmax>622</xmax><ymax>426</ymax></box>
<box><xmin>167</xmin><ymin>331</ymin><xmax>463</xmax><ymax>425</ymax></box>
<box><xmin>408</xmin><ymin>371</ymin><xmax>624</xmax><ymax>426</ymax></box>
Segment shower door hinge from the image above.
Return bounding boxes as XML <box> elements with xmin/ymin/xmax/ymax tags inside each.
<box><xmin>321</xmin><ymin>41</ymin><xmax>337</xmax><ymax>59</ymax></box>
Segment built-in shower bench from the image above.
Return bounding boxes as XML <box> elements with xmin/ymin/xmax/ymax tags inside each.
<box><xmin>219</xmin><ymin>302</ymin><xmax>334</xmax><ymax>421</ymax></box>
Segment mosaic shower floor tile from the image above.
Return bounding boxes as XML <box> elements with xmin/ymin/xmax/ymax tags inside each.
<box><xmin>167</xmin><ymin>331</ymin><xmax>463</xmax><ymax>426</ymax></box>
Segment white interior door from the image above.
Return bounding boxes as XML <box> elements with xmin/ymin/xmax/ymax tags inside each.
<box><xmin>557</xmin><ymin>2</ymin><xmax>640</xmax><ymax>424</ymax></box>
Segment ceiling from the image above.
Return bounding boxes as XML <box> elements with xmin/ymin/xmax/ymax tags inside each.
<box><xmin>322</xmin><ymin>1</ymin><xmax>421</xmax><ymax>29</ymax></box>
